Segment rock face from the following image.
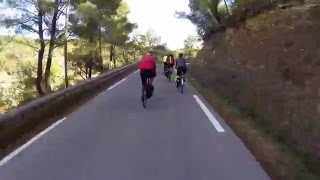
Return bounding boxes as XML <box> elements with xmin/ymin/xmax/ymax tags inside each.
<box><xmin>190</xmin><ymin>2</ymin><xmax>320</xmax><ymax>171</ymax></box>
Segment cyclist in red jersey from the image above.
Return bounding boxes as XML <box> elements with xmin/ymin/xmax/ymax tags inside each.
<box><xmin>140</xmin><ymin>52</ymin><xmax>156</xmax><ymax>86</ymax></box>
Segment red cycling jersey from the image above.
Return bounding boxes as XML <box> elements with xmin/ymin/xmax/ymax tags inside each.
<box><xmin>139</xmin><ymin>54</ymin><xmax>156</xmax><ymax>70</ymax></box>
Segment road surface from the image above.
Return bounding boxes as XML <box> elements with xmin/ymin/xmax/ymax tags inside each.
<box><xmin>0</xmin><ymin>68</ymin><xmax>270</xmax><ymax>180</ymax></box>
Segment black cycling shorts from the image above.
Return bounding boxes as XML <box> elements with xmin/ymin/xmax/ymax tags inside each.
<box><xmin>167</xmin><ymin>64</ymin><xmax>174</xmax><ymax>68</ymax></box>
<box><xmin>177</xmin><ymin>67</ymin><xmax>187</xmax><ymax>76</ymax></box>
<box><xmin>140</xmin><ymin>69</ymin><xmax>156</xmax><ymax>85</ymax></box>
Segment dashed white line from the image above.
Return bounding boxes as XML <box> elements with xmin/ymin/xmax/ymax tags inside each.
<box><xmin>193</xmin><ymin>95</ymin><xmax>225</xmax><ymax>133</ymax></box>
<box><xmin>134</xmin><ymin>70</ymin><xmax>139</xmax><ymax>73</ymax></box>
<box><xmin>0</xmin><ymin>117</ymin><xmax>67</xmax><ymax>167</ymax></box>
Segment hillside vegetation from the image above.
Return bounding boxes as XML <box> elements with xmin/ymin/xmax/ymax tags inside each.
<box><xmin>0</xmin><ymin>0</ymin><xmax>173</xmax><ymax>113</ymax></box>
<box><xmin>186</xmin><ymin>0</ymin><xmax>320</xmax><ymax>179</ymax></box>
<box><xmin>0</xmin><ymin>35</ymin><xmax>138</xmax><ymax>113</ymax></box>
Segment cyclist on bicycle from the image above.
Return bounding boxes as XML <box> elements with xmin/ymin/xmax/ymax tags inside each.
<box><xmin>140</xmin><ymin>52</ymin><xmax>156</xmax><ymax>99</ymax></box>
<box><xmin>163</xmin><ymin>54</ymin><xmax>168</xmax><ymax>73</ymax></box>
<box><xmin>175</xmin><ymin>53</ymin><xmax>187</xmax><ymax>87</ymax></box>
<box><xmin>165</xmin><ymin>54</ymin><xmax>175</xmax><ymax>77</ymax></box>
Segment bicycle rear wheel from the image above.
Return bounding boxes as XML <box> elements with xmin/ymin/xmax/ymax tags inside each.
<box><xmin>142</xmin><ymin>94</ymin><xmax>147</xmax><ymax>108</ymax></box>
<box><xmin>179</xmin><ymin>75</ymin><xmax>184</xmax><ymax>93</ymax></box>
<box><xmin>142</xmin><ymin>78</ymin><xmax>150</xmax><ymax>108</ymax></box>
<box><xmin>180</xmin><ymin>78</ymin><xmax>184</xmax><ymax>93</ymax></box>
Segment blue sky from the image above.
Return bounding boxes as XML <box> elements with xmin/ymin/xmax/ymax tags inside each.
<box><xmin>0</xmin><ymin>0</ymin><xmax>16</xmax><ymax>36</ymax></box>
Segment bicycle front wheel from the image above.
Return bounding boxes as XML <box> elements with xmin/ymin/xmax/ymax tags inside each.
<box><xmin>142</xmin><ymin>85</ymin><xmax>147</xmax><ymax>108</ymax></box>
<box><xmin>180</xmin><ymin>77</ymin><xmax>184</xmax><ymax>93</ymax></box>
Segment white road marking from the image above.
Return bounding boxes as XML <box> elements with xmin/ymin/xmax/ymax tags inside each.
<box><xmin>0</xmin><ymin>117</ymin><xmax>67</xmax><ymax>167</ymax></box>
<box><xmin>193</xmin><ymin>95</ymin><xmax>225</xmax><ymax>133</ymax></box>
<box><xmin>134</xmin><ymin>70</ymin><xmax>139</xmax><ymax>73</ymax></box>
<box><xmin>107</xmin><ymin>78</ymin><xmax>127</xmax><ymax>90</ymax></box>
<box><xmin>0</xmin><ymin>69</ymin><xmax>135</xmax><ymax>167</ymax></box>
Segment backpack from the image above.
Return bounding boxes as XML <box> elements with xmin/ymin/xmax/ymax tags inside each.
<box><xmin>145</xmin><ymin>83</ymin><xmax>154</xmax><ymax>99</ymax></box>
<box><xmin>166</xmin><ymin>56</ymin><xmax>174</xmax><ymax>65</ymax></box>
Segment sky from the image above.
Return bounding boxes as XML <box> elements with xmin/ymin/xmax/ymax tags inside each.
<box><xmin>126</xmin><ymin>0</ymin><xmax>197</xmax><ymax>50</ymax></box>
<box><xmin>0</xmin><ymin>0</ymin><xmax>16</xmax><ymax>36</ymax></box>
<box><xmin>0</xmin><ymin>0</ymin><xmax>198</xmax><ymax>50</ymax></box>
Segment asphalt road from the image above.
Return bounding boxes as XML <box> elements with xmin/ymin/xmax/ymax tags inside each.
<box><xmin>0</xmin><ymin>68</ymin><xmax>270</xmax><ymax>180</ymax></box>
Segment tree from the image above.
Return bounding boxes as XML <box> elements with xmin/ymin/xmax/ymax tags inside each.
<box><xmin>70</xmin><ymin>0</ymin><xmax>133</xmax><ymax>70</ymax></box>
<box><xmin>0</xmin><ymin>36</ymin><xmax>14</xmax><ymax>52</ymax></box>
<box><xmin>139</xmin><ymin>29</ymin><xmax>161</xmax><ymax>47</ymax></box>
<box><xmin>103</xmin><ymin>0</ymin><xmax>136</xmax><ymax>68</ymax></box>
<box><xmin>152</xmin><ymin>44</ymin><xmax>169</xmax><ymax>58</ymax></box>
<box><xmin>223</xmin><ymin>0</ymin><xmax>230</xmax><ymax>16</ymax></box>
<box><xmin>127</xmin><ymin>33</ymin><xmax>145</xmax><ymax>61</ymax></box>
<box><xmin>93</xmin><ymin>0</ymin><xmax>121</xmax><ymax>72</ymax></box>
<box><xmin>184</xmin><ymin>35</ymin><xmax>200</xmax><ymax>59</ymax></box>
<box><xmin>2</xmin><ymin>0</ymin><xmax>46</xmax><ymax>95</ymax></box>
<box><xmin>191</xmin><ymin>0</ymin><xmax>222</xmax><ymax>23</ymax></box>
<box><xmin>64</xmin><ymin>0</ymin><xmax>71</xmax><ymax>88</ymax></box>
<box><xmin>2</xmin><ymin>0</ymin><xmax>63</xmax><ymax>95</ymax></box>
<box><xmin>43</xmin><ymin>0</ymin><xmax>63</xmax><ymax>93</ymax></box>
<box><xmin>176</xmin><ymin>0</ymin><xmax>226</xmax><ymax>36</ymax></box>
<box><xmin>2</xmin><ymin>0</ymin><xmax>67</xmax><ymax>95</ymax></box>
<box><xmin>70</xmin><ymin>1</ymin><xmax>100</xmax><ymax>77</ymax></box>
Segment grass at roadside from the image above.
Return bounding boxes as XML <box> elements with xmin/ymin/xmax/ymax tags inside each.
<box><xmin>187</xmin><ymin>76</ymin><xmax>319</xmax><ymax>180</ymax></box>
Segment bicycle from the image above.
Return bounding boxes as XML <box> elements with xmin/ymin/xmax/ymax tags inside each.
<box><xmin>163</xmin><ymin>65</ymin><xmax>167</xmax><ymax>75</ymax></box>
<box><xmin>176</xmin><ymin>72</ymin><xmax>185</xmax><ymax>94</ymax></box>
<box><xmin>142</xmin><ymin>77</ymin><xmax>151</xmax><ymax>108</ymax></box>
<box><xmin>166</xmin><ymin>66</ymin><xmax>173</xmax><ymax>82</ymax></box>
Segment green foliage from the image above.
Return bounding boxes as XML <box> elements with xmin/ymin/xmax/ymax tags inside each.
<box><xmin>0</xmin><ymin>0</ymin><xmax>159</xmax><ymax>113</ymax></box>
<box><xmin>105</xmin><ymin>1</ymin><xmax>135</xmax><ymax>44</ymax></box>
<box><xmin>176</xmin><ymin>0</ymin><xmax>222</xmax><ymax>36</ymax></box>
<box><xmin>178</xmin><ymin>0</ymin><xmax>284</xmax><ymax>36</ymax></box>
<box><xmin>0</xmin><ymin>36</ymin><xmax>64</xmax><ymax>112</ymax></box>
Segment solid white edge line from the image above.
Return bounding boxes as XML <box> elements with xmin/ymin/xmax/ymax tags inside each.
<box><xmin>193</xmin><ymin>95</ymin><xmax>225</xmax><ymax>133</ymax></box>
<box><xmin>0</xmin><ymin>117</ymin><xmax>67</xmax><ymax>167</ymax></box>
<box><xmin>107</xmin><ymin>77</ymin><xmax>127</xmax><ymax>90</ymax></box>
<box><xmin>107</xmin><ymin>69</ymin><xmax>138</xmax><ymax>90</ymax></box>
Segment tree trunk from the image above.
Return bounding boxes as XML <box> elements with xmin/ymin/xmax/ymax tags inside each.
<box><xmin>109</xmin><ymin>44</ymin><xmax>114</xmax><ymax>68</ymax></box>
<box><xmin>36</xmin><ymin>6</ymin><xmax>45</xmax><ymax>96</ymax></box>
<box><xmin>113</xmin><ymin>47</ymin><xmax>116</xmax><ymax>68</ymax></box>
<box><xmin>223</xmin><ymin>0</ymin><xmax>230</xmax><ymax>16</ymax></box>
<box><xmin>64</xmin><ymin>0</ymin><xmax>70</xmax><ymax>88</ymax></box>
<box><xmin>214</xmin><ymin>10</ymin><xmax>222</xmax><ymax>24</ymax></box>
<box><xmin>44</xmin><ymin>0</ymin><xmax>59</xmax><ymax>93</ymax></box>
<box><xmin>211</xmin><ymin>2</ymin><xmax>222</xmax><ymax>24</ymax></box>
<box><xmin>122</xmin><ymin>49</ymin><xmax>127</xmax><ymax>64</ymax></box>
<box><xmin>98</xmin><ymin>11</ymin><xmax>103</xmax><ymax>73</ymax></box>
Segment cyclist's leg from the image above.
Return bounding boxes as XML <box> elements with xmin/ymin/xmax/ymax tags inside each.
<box><xmin>140</xmin><ymin>70</ymin><xmax>147</xmax><ymax>86</ymax></box>
<box><xmin>183</xmin><ymin>67</ymin><xmax>187</xmax><ymax>81</ymax></box>
<box><xmin>150</xmin><ymin>69</ymin><xmax>156</xmax><ymax>84</ymax></box>
<box><xmin>140</xmin><ymin>70</ymin><xmax>147</xmax><ymax>98</ymax></box>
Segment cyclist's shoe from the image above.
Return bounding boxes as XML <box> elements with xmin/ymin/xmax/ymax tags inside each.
<box><xmin>176</xmin><ymin>79</ymin><xmax>180</xmax><ymax>88</ymax></box>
